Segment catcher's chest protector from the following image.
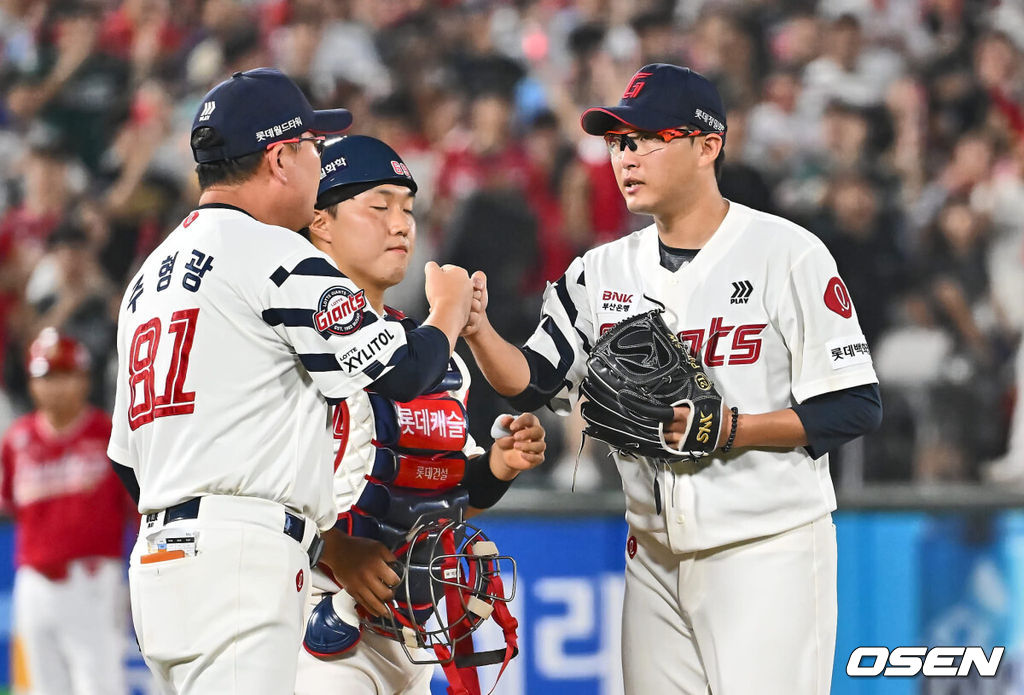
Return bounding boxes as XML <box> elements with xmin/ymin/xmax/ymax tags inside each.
<box><xmin>313</xmin><ymin>355</ymin><xmax>519</xmax><ymax>695</ymax></box>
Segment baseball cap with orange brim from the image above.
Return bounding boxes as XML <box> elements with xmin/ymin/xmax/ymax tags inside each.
<box><xmin>580</xmin><ymin>64</ymin><xmax>727</xmax><ymax>138</ymax></box>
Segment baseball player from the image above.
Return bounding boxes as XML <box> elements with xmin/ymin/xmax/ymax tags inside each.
<box><xmin>107</xmin><ymin>68</ymin><xmax>475</xmax><ymax>695</ymax></box>
<box><xmin>463</xmin><ymin>64</ymin><xmax>883</xmax><ymax>694</ymax></box>
<box><xmin>1</xmin><ymin>328</ymin><xmax>135</xmax><ymax>695</ymax></box>
<box><xmin>293</xmin><ymin>134</ymin><xmax>545</xmax><ymax>695</ymax></box>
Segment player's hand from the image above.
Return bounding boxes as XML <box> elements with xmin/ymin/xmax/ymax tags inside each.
<box><xmin>491</xmin><ymin>412</ymin><xmax>546</xmax><ymax>480</ymax></box>
<box><xmin>664</xmin><ymin>404</ymin><xmax>733</xmax><ymax>449</ymax></box>
<box><xmin>461</xmin><ymin>271</ymin><xmax>489</xmax><ymax>337</ymax></box>
<box><xmin>424</xmin><ymin>261</ymin><xmax>473</xmax><ymax>324</ymax></box>
<box><xmin>322</xmin><ymin>534</ymin><xmax>401</xmax><ymax>617</ymax></box>
<box><xmin>663</xmin><ymin>406</ymin><xmax>689</xmax><ymax>448</ymax></box>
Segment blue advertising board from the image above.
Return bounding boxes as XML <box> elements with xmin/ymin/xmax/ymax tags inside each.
<box><xmin>0</xmin><ymin>510</ymin><xmax>1021</xmax><ymax>694</ymax></box>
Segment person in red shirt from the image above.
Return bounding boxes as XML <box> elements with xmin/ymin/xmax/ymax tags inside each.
<box><xmin>1</xmin><ymin>328</ymin><xmax>135</xmax><ymax>695</ymax></box>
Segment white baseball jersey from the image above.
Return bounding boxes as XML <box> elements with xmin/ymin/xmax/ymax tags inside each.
<box><xmin>524</xmin><ymin>201</ymin><xmax>878</xmax><ymax>553</ymax></box>
<box><xmin>108</xmin><ymin>205</ymin><xmax>410</xmax><ymax>531</ymax></box>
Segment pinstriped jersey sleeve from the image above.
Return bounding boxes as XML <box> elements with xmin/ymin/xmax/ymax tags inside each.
<box><xmin>259</xmin><ymin>250</ymin><xmax>409</xmax><ymax>401</ymax></box>
<box><xmin>519</xmin><ymin>256</ymin><xmax>594</xmax><ymax>414</ymax></box>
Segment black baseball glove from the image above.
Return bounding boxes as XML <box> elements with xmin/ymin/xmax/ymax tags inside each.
<box><xmin>580</xmin><ymin>310</ymin><xmax>724</xmax><ymax>460</ymax></box>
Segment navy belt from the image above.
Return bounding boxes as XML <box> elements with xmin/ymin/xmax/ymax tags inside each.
<box><xmin>149</xmin><ymin>498</ymin><xmax>324</xmax><ymax>566</ymax></box>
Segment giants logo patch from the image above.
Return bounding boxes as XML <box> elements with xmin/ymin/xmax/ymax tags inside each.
<box><xmin>824</xmin><ymin>277</ymin><xmax>853</xmax><ymax>318</ymax></box>
<box><xmin>314</xmin><ymin>287</ymin><xmax>366</xmax><ymax>335</ymax></box>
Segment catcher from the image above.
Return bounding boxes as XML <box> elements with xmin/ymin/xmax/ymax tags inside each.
<box><xmin>462</xmin><ymin>64</ymin><xmax>882</xmax><ymax>694</ymax></box>
<box><xmin>294</xmin><ymin>135</ymin><xmax>544</xmax><ymax>695</ymax></box>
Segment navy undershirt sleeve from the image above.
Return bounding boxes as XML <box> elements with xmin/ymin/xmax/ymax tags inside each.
<box><xmin>792</xmin><ymin>383</ymin><xmax>882</xmax><ymax>459</ymax></box>
<box><xmin>370</xmin><ymin>325</ymin><xmax>450</xmax><ymax>403</ymax></box>
<box><xmin>111</xmin><ymin>459</ymin><xmax>141</xmax><ymax>505</ymax></box>
<box><xmin>506</xmin><ymin>345</ymin><xmax>567</xmax><ymax>412</ymax></box>
<box><xmin>462</xmin><ymin>452</ymin><xmax>514</xmax><ymax>509</ymax></box>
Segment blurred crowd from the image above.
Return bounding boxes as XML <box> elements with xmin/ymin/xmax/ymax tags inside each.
<box><xmin>1</xmin><ymin>0</ymin><xmax>1023</xmax><ymax>489</ymax></box>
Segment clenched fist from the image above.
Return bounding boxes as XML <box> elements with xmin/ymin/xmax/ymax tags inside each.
<box><xmin>461</xmin><ymin>270</ymin><xmax>489</xmax><ymax>337</ymax></box>
<box><xmin>424</xmin><ymin>261</ymin><xmax>473</xmax><ymax>325</ymax></box>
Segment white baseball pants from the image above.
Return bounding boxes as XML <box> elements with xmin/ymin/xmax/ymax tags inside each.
<box><xmin>128</xmin><ymin>496</ymin><xmax>315</xmax><ymax>695</ymax></box>
<box><xmin>13</xmin><ymin>559</ymin><xmax>127</xmax><ymax>695</ymax></box>
<box><xmin>621</xmin><ymin>514</ymin><xmax>837</xmax><ymax>695</ymax></box>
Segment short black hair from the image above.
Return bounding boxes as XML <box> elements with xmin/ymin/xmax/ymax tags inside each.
<box><xmin>191</xmin><ymin>127</ymin><xmax>265</xmax><ymax>189</ymax></box>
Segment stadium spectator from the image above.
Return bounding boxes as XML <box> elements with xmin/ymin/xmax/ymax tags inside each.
<box><xmin>1</xmin><ymin>328</ymin><xmax>134</xmax><ymax>695</ymax></box>
<box><xmin>0</xmin><ymin>0</ymin><xmax>1020</xmax><ymax>488</ymax></box>
<box><xmin>5</xmin><ymin>2</ymin><xmax>130</xmax><ymax>172</ymax></box>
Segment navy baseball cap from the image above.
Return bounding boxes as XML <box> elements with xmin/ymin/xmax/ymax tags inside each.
<box><xmin>581</xmin><ymin>64</ymin><xmax>727</xmax><ymax>138</ymax></box>
<box><xmin>191</xmin><ymin>68</ymin><xmax>352</xmax><ymax>163</ymax></box>
<box><xmin>316</xmin><ymin>135</ymin><xmax>418</xmax><ymax>210</ymax></box>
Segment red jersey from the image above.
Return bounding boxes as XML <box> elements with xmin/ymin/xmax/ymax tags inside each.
<box><xmin>1</xmin><ymin>408</ymin><xmax>135</xmax><ymax>578</ymax></box>
<box><xmin>435</xmin><ymin>140</ymin><xmax>534</xmax><ymax>208</ymax></box>
<box><xmin>583</xmin><ymin>160</ymin><xmax>630</xmax><ymax>244</ymax></box>
<box><xmin>0</xmin><ymin>206</ymin><xmax>60</xmax><ymax>258</ymax></box>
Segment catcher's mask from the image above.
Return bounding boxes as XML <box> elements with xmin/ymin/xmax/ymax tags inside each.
<box><xmin>361</xmin><ymin>514</ymin><xmax>519</xmax><ymax>694</ymax></box>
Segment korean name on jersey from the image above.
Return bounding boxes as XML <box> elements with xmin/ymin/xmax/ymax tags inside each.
<box><xmin>107</xmin><ymin>207</ymin><xmax>410</xmax><ymax>531</ymax></box>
